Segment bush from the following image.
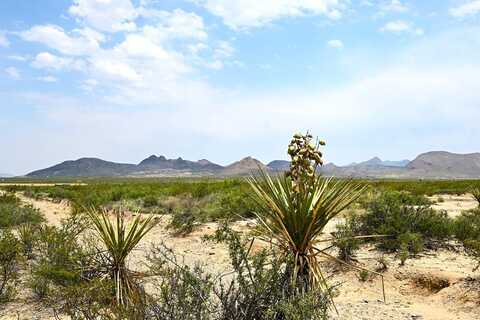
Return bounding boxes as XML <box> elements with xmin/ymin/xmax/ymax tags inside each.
<box><xmin>333</xmin><ymin>213</ymin><xmax>362</xmax><ymax>262</ymax></box>
<box><xmin>454</xmin><ymin>209</ymin><xmax>480</xmax><ymax>270</ymax></box>
<box><xmin>0</xmin><ymin>230</ymin><xmax>20</xmax><ymax>302</ymax></box>
<box><xmin>18</xmin><ymin>223</ymin><xmax>39</xmax><ymax>259</ymax></box>
<box><xmin>144</xmin><ymin>224</ymin><xmax>331</xmax><ymax>320</ymax></box>
<box><xmin>359</xmin><ymin>191</ymin><xmax>454</xmax><ymax>253</ymax></box>
<box><xmin>471</xmin><ymin>188</ymin><xmax>480</xmax><ymax>207</ymax></box>
<box><xmin>0</xmin><ymin>193</ymin><xmax>45</xmax><ymax>228</ymax></box>
<box><xmin>143</xmin><ymin>195</ymin><xmax>159</xmax><ymax>208</ymax></box>
<box><xmin>29</xmin><ymin>215</ymin><xmax>92</xmax><ymax>301</ymax></box>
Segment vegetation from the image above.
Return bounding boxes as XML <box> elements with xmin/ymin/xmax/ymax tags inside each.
<box><xmin>86</xmin><ymin>208</ymin><xmax>157</xmax><ymax>306</ymax></box>
<box><xmin>2</xmin><ymin>136</ymin><xmax>480</xmax><ymax>317</ymax></box>
<box><xmin>471</xmin><ymin>188</ymin><xmax>480</xmax><ymax>207</ymax></box>
<box><xmin>248</xmin><ymin>133</ymin><xmax>364</xmax><ymax>307</ymax></box>
<box><xmin>0</xmin><ymin>193</ymin><xmax>44</xmax><ymax>228</ymax></box>
<box><xmin>0</xmin><ymin>230</ymin><xmax>20</xmax><ymax>302</ymax></box>
<box><xmin>358</xmin><ymin>191</ymin><xmax>453</xmax><ymax>254</ymax></box>
<box><xmin>454</xmin><ymin>208</ymin><xmax>480</xmax><ymax>271</ymax></box>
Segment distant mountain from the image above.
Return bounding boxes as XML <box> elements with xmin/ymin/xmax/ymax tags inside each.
<box><xmin>26</xmin><ymin>158</ymin><xmax>136</xmax><ymax>177</ymax></box>
<box><xmin>352</xmin><ymin>157</ymin><xmax>410</xmax><ymax>168</ymax></box>
<box><xmin>267</xmin><ymin>160</ymin><xmax>290</xmax><ymax>171</ymax></box>
<box><xmin>137</xmin><ymin>155</ymin><xmax>222</xmax><ymax>172</ymax></box>
<box><xmin>25</xmin><ymin>151</ymin><xmax>480</xmax><ymax>179</ymax></box>
<box><xmin>222</xmin><ymin>157</ymin><xmax>267</xmax><ymax>176</ymax></box>
<box><xmin>0</xmin><ymin>173</ymin><xmax>13</xmax><ymax>178</ymax></box>
<box><xmin>406</xmin><ymin>151</ymin><xmax>480</xmax><ymax>178</ymax></box>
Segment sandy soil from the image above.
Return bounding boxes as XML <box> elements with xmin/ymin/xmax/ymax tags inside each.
<box><xmin>429</xmin><ymin>194</ymin><xmax>478</xmax><ymax>217</ymax></box>
<box><xmin>1</xmin><ymin>193</ymin><xmax>479</xmax><ymax>319</ymax></box>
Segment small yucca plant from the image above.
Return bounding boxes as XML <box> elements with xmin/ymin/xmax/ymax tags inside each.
<box><xmin>471</xmin><ymin>188</ymin><xmax>480</xmax><ymax>207</ymax></box>
<box><xmin>248</xmin><ymin>133</ymin><xmax>366</xmax><ymax>302</ymax></box>
<box><xmin>86</xmin><ymin>208</ymin><xmax>157</xmax><ymax>306</ymax></box>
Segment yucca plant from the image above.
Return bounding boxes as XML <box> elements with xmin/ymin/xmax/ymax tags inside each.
<box><xmin>248</xmin><ymin>133</ymin><xmax>379</xmax><ymax>309</ymax></box>
<box><xmin>471</xmin><ymin>188</ymin><xmax>480</xmax><ymax>207</ymax></box>
<box><xmin>86</xmin><ymin>208</ymin><xmax>157</xmax><ymax>306</ymax></box>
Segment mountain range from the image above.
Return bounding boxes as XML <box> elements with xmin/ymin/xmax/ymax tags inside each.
<box><xmin>25</xmin><ymin>151</ymin><xmax>480</xmax><ymax>179</ymax></box>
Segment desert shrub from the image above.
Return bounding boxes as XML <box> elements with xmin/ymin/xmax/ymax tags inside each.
<box><xmin>147</xmin><ymin>245</ymin><xmax>214</xmax><ymax>320</ymax></box>
<box><xmin>51</xmin><ymin>279</ymin><xmax>122</xmax><ymax>320</ymax></box>
<box><xmin>0</xmin><ymin>193</ymin><xmax>45</xmax><ymax>228</ymax></box>
<box><xmin>210</xmin><ymin>224</ymin><xmax>331</xmax><ymax>320</ymax></box>
<box><xmin>147</xmin><ymin>224</ymin><xmax>331</xmax><ymax>320</ymax></box>
<box><xmin>359</xmin><ymin>191</ymin><xmax>454</xmax><ymax>253</ymax></box>
<box><xmin>397</xmin><ymin>232</ymin><xmax>423</xmax><ymax>266</ymax></box>
<box><xmin>471</xmin><ymin>188</ymin><xmax>480</xmax><ymax>207</ymax></box>
<box><xmin>0</xmin><ymin>230</ymin><xmax>21</xmax><ymax>302</ymax></box>
<box><xmin>454</xmin><ymin>209</ymin><xmax>480</xmax><ymax>242</ymax></box>
<box><xmin>29</xmin><ymin>216</ymin><xmax>91</xmax><ymax>300</ymax></box>
<box><xmin>18</xmin><ymin>223</ymin><xmax>39</xmax><ymax>259</ymax></box>
<box><xmin>358</xmin><ymin>270</ymin><xmax>369</xmax><ymax>282</ymax></box>
<box><xmin>168</xmin><ymin>208</ymin><xmax>197</xmax><ymax>236</ymax></box>
<box><xmin>142</xmin><ymin>195</ymin><xmax>158</xmax><ymax>208</ymax></box>
<box><xmin>333</xmin><ymin>213</ymin><xmax>363</xmax><ymax>262</ymax></box>
<box><xmin>454</xmin><ymin>209</ymin><xmax>480</xmax><ymax>270</ymax></box>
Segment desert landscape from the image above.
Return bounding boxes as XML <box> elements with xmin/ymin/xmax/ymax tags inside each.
<box><xmin>2</xmin><ymin>0</ymin><xmax>480</xmax><ymax>319</ymax></box>
<box><xmin>0</xmin><ymin>170</ymin><xmax>480</xmax><ymax>319</ymax></box>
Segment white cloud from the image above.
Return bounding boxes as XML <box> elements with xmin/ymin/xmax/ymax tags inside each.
<box><xmin>69</xmin><ymin>0</ymin><xmax>138</xmax><ymax>32</ymax></box>
<box><xmin>155</xmin><ymin>9</ymin><xmax>207</xmax><ymax>40</ymax></box>
<box><xmin>381</xmin><ymin>0</ymin><xmax>408</xmax><ymax>13</ymax></box>
<box><xmin>38</xmin><ymin>76</ymin><xmax>58</xmax><ymax>82</ymax></box>
<box><xmin>194</xmin><ymin>0</ymin><xmax>345</xmax><ymax>29</ymax></box>
<box><xmin>380</xmin><ymin>20</ymin><xmax>424</xmax><ymax>35</ymax></box>
<box><xmin>5</xmin><ymin>67</ymin><xmax>20</xmax><ymax>79</ymax></box>
<box><xmin>327</xmin><ymin>39</ymin><xmax>343</xmax><ymax>49</ymax></box>
<box><xmin>20</xmin><ymin>25</ymin><xmax>104</xmax><ymax>56</ymax></box>
<box><xmin>32</xmin><ymin>52</ymin><xmax>85</xmax><ymax>71</ymax></box>
<box><xmin>0</xmin><ymin>33</ymin><xmax>9</xmax><ymax>47</ymax></box>
<box><xmin>450</xmin><ymin>1</ymin><xmax>480</xmax><ymax>17</ymax></box>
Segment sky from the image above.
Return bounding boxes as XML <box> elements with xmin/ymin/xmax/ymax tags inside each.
<box><xmin>1</xmin><ymin>0</ymin><xmax>480</xmax><ymax>175</ymax></box>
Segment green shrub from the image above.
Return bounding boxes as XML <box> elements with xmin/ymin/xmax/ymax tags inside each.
<box><xmin>333</xmin><ymin>213</ymin><xmax>362</xmax><ymax>262</ymax></box>
<box><xmin>0</xmin><ymin>230</ymin><xmax>20</xmax><ymax>302</ymax></box>
<box><xmin>471</xmin><ymin>188</ymin><xmax>480</xmax><ymax>207</ymax></box>
<box><xmin>454</xmin><ymin>209</ymin><xmax>480</xmax><ymax>270</ymax></box>
<box><xmin>359</xmin><ymin>191</ymin><xmax>453</xmax><ymax>253</ymax></box>
<box><xmin>0</xmin><ymin>193</ymin><xmax>45</xmax><ymax>228</ymax></box>
<box><xmin>142</xmin><ymin>195</ymin><xmax>158</xmax><ymax>208</ymax></box>
<box><xmin>18</xmin><ymin>223</ymin><xmax>39</xmax><ymax>259</ymax></box>
<box><xmin>358</xmin><ymin>270</ymin><xmax>369</xmax><ymax>282</ymax></box>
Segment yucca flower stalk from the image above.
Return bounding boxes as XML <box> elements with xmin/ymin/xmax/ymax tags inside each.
<box><xmin>248</xmin><ymin>132</ymin><xmax>367</xmax><ymax>307</ymax></box>
<box><xmin>86</xmin><ymin>208</ymin><xmax>157</xmax><ymax>306</ymax></box>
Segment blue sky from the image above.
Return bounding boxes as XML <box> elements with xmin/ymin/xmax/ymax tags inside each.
<box><xmin>1</xmin><ymin>0</ymin><xmax>480</xmax><ymax>175</ymax></box>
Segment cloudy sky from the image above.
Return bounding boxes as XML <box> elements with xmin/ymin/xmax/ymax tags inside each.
<box><xmin>1</xmin><ymin>0</ymin><xmax>480</xmax><ymax>175</ymax></box>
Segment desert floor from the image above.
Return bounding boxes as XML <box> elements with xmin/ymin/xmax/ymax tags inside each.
<box><xmin>1</xmin><ymin>193</ymin><xmax>479</xmax><ymax>320</ymax></box>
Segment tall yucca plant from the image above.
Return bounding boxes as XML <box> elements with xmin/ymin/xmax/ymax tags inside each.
<box><xmin>86</xmin><ymin>208</ymin><xmax>157</xmax><ymax>306</ymax></box>
<box><xmin>247</xmin><ymin>133</ymin><xmax>366</xmax><ymax>306</ymax></box>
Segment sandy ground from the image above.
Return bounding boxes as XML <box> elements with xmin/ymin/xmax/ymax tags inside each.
<box><xmin>1</xmin><ymin>193</ymin><xmax>479</xmax><ymax>319</ymax></box>
<box><xmin>429</xmin><ymin>194</ymin><xmax>478</xmax><ymax>217</ymax></box>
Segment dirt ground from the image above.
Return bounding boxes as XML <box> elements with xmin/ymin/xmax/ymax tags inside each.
<box><xmin>429</xmin><ymin>194</ymin><xmax>478</xmax><ymax>217</ymax></box>
<box><xmin>1</xmin><ymin>193</ymin><xmax>479</xmax><ymax>319</ymax></box>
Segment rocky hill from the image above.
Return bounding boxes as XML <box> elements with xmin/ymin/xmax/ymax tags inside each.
<box><xmin>24</xmin><ymin>151</ymin><xmax>480</xmax><ymax>179</ymax></box>
<box><xmin>26</xmin><ymin>158</ymin><xmax>137</xmax><ymax>177</ymax></box>
<box><xmin>405</xmin><ymin>151</ymin><xmax>480</xmax><ymax>178</ymax></box>
<box><xmin>222</xmin><ymin>157</ymin><xmax>267</xmax><ymax>176</ymax></box>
